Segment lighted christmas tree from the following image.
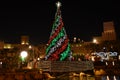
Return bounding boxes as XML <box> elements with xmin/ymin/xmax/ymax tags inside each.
<box><xmin>45</xmin><ymin>1</ymin><xmax>72</xmax><ymax>61</ymax></box>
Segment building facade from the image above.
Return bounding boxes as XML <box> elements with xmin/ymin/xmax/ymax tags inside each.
<box><xmin>102</xmin><ymin>21</ymin><xmax>116</xmax><ymax>41</ymax></box>
<box><xmin>21</xmin><ymin>35</ymin><xmax>29</xmax><ymax>45</ymax></box>
<box><xmin>93</xmin><ymin>21</ymin><xmax>116</xmax><ymax>44</ymax></box>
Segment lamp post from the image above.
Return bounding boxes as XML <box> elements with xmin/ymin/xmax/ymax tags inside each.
<box><xmin>93</xmin><ymin>39</ymin><xmax>97</xmax><ymax>44</ymax></box>
<box><xmin>20</xmin><ymin>51</ymin><xmax>28</xmax><ymax>68</ymax></box>
<box><xmin>20</xmin><ymin>51</ymin><xmax>28</xmax><ymax>61</ymax></box>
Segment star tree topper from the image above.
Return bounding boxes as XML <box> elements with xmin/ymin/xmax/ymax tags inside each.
<box><xmin>56</xmin><ymin>1</ymin><xmax>61</xmax><ymax>9</ymax></box>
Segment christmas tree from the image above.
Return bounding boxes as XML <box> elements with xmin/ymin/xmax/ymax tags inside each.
<box><xmin>45</xmin><ymin>1</ymin><xmax>72</xmax><ymax>61</ymax></box>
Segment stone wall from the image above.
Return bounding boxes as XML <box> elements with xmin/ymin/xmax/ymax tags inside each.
<box><xmin>37</xmin><ymin>61</ymin><xmax>94</xmax><ymax>72</ymax></box>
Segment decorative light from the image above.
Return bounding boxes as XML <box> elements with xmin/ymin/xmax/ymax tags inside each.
<box><xmin>114</xmin><ymin>75</ymin><xmax>117</xmax><ymax>80</ymax></box>
<box><xmin>56</xmin><ymin>1</ymin><xmax>61</xmax><ymax>8</ymax></box>
<box><xmin>0</xmin><ymin>62</ymin><xmax>2</xmax><ymax>64</ymax></box>
<box><xmin>112</xmin><ymin>61</ymin><xmax>115</xmax><ymax>66</ymax></box>
<box><xmin>106</xmin><ymin>62</ymin><xmax>108</xmax><ymax>66</ymax></box>
<box><xmin>107</xmin><ymin>75</ymin><xmax>110</xmax><ymax>80</ymax></box>
<box><xmin>93</xmin><ymin>39</ymin><xmax>97</xmax><ymax>43</ymax></box>
<box><xmin>29</xmin><ymin>45</ymin><xmax>32</xmax><ymax>49</ymax></box>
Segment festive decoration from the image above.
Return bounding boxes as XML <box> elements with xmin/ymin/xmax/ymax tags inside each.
<box><xmin>45</xmin><ymin>1</ymin><xmax>72</xmax><ymax>61</ymax></box>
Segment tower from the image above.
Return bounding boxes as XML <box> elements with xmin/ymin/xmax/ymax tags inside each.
<box><xmin>102</xmin><ymin>21</ymin><xmax>116</xmax><ymax>41</ymax></box>
<box><xmin>21</xmin><ymin>35</ymin><xmax>29</xmax><ymax>45</ymax></box>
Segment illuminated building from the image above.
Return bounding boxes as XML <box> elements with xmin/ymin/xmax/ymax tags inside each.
<box><xmin>102</xmin><ymin>21</ymin><xmax>116</xmax><ymax>41</ymax></box>
<box><xmin>21</xmin><ymin>35</ymin><xmax>29</xmax><ymax>45</ymax></box>
<box><xmin>93</xmin><ymin>21</ymin><xmax>116</xmax><ymax>44</ymax></box>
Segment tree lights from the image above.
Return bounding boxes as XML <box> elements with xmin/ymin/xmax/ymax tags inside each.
<box><xmin>45</xmin><ymin>1</ymin><xmax>72</xmax><ymax>61</ymax></box>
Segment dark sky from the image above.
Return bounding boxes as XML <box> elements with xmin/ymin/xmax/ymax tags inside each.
<box><xmin>0</xmin><ymin>0</ymin><xmax>120</xmax><ymax>45</ymax></box>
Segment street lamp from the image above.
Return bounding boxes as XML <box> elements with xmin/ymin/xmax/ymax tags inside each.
<box><xmin>20</xmin><ymin>51</ymin><xmax>28</xmax><ymax>62</ymax></box>
<box><xmin>93</xmin><ymin>39</ymin><xmax>97</xmax><ymax>43</ymax></box>
<box><xmin>20</xmin><ymin>51</ymin><xmax>28</xmax><ymax>68</ymax></box>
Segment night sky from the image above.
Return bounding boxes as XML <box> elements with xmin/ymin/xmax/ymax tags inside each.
<box><xmin>0</xmin><ymin>0</ymin><xmax>120</xmax><ymax>45</ymax></box>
